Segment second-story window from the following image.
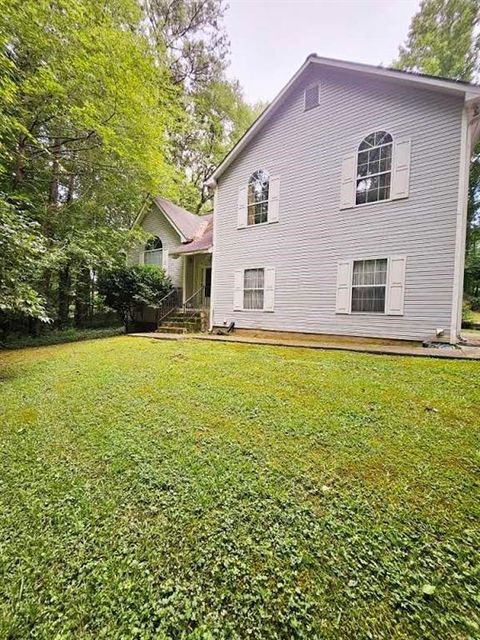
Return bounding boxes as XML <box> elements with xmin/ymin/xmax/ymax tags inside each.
<box><xmin>356</xmin><ymin>131</ymin><xmax>393</xmax><ymax>205</ymax></box>
<box><xmin>143</xmin><ymin>236</ymin><xmax>163</xmax><ymax>265</ymax></box>
<box><xmin>247</xmin><ymin>169</ymin><xmax>269</xmax><ymax>225</ymax></box>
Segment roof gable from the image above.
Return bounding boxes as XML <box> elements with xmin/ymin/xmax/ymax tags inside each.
<box><xmin>207</xmin><ymin>54</ymin><xmax>480</xmax><ymax>185</ymax></box>
<box><xmin>134</xmin><ymin>195</ymin><xmax>207</xmax><ymax>242</ymax></box>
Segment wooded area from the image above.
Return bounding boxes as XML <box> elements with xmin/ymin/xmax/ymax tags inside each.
<box><xmin>0</xmin><ymin>0</ymin><xmax>479</xmax><ymax>339</ymax></box>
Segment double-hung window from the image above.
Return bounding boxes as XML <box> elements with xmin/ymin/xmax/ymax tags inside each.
<box><xmin>243</xmin><ymin>268</ymin><xmax>264</xmax><ymax>310</ymax></box>
<box><xmin>143</xmin><ymin>236</ymin><xmax>163</xmax><ymax>265</ymax></box>
<box><xmin>351</xmin><ymin>259</ymin><xmax>387</xmax><ymax>313</ymax></box>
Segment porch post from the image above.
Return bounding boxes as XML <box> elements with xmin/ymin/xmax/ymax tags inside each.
<box><xmin>182</xmin><ymin>255</ymin><xmax>187</xmax><ymax>304</ymax></box>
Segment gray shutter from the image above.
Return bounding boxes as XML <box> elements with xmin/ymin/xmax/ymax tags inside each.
<box><xmin>340</xmin><ymin>154</ymin><xmax>356</xmax><ymax>209</ymax></box>
<box><xmin>336</xmin><ymin>260</ymin><xmax>352</xmax><ymax>313</ymax></box>
<box><xmin>237</xmin><ymin>186</ymin><xmax>248</xmax><ymax>228</ymax></box>
<box><xmin>386</xmin><ymin>256</ymin><xmax>407</xmax><ymax>315</ymax></box>
<box><xmin>268</xmin><ymin>176</ymin><xmax>280</xmax><ymax>223</ymax></box>
<box><xmin>391</xmin><ymin>138</ymin><xmax>411</xmax><ymax>200</ymax></box>
<box><xmin>233</xmin><ymin>269</ymin><xmax>243</xmax><ymax>310</ymax></box>
<box><xmin>264</xmin><ymin>267</ymin><xmax>275</xmax><ymax>311</ymax></box>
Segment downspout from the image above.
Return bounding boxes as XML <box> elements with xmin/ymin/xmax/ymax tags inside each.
<box><xmin>450</xmin><ymin>99</ymin><xmax>479</xmax><ymax>343</ymax></box>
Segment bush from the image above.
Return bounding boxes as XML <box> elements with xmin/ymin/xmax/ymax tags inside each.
<box><xmin>462</xmin><ymin>300</ymin><xmax>474</xmax><ymax>324</ymax></box>
<box><xmin>97</xmin><ymin>264</ymin><xmax>172</xmax><ymax>332</ymax></box>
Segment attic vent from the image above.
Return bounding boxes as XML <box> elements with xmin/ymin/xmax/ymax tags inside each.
<box><xmin>304</xmin><ymin>84</ymin><xmax>320</xmax><ymax>111</ymax></box>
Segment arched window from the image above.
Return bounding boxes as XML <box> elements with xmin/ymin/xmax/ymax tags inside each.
<box><xmin>247</xmin><ymin>169</ymin><xmax>269</xmax><ymax>225</ymax></box>
<box><xmin>356</xmin><ymin>131</ymin><xmax>393</xmax><ymax>205</ymax></box>
<box><xmin>143</xmin><ymin>236</ymin><xmax>163</xmax><ymax>265</ymax></box>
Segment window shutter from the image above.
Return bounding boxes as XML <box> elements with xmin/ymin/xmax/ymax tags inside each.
<box><xmin>386</xmin><ymin>256</ymin><xmax>406</xmax><ymax>315</ymax></box>
<box><xmin>268</xmin><ymin>176</ymin><xmax>280</xmax><ymax>223</ymax></box>
<box><xmin>237</xmin><ymin>185</ymin><xmax>248</xmax><ymax>228</ymax></box>
<box><xmin>340</xmin><ymin>154</ymin><xmax>356</xmax><ymax>209</ymax></box>
<box><xmin>264</xmin><ymin>267</ymin><xmax>275</xmax><ymax>311</ymax></box>
<box><xmin>391</xmin><ymin>138</ymin><xmax>411</xmax><ymax>200</ymax></box>
<box><xmin>336</xmin><ymin>260</ymin><xmax>352</xmax><ymax>314</ymax></box>
<box><xmin>138</xmin><ymin>250</ymin><xmax>145</xmax><ymax>265</ymax></box>
<box><xmin>233</xmin><ymin>269</ymin><xmax>243</xmax><ymax>310</ymax></box>
<box><xmin>162</xmin><ymin>248</ymin><xmax>169</xmax><ymax>272</ymax></box>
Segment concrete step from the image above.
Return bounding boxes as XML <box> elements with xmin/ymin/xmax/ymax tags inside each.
<box><xmin>156</xmin><ymin>326</ymin><xmax>187</xmax><ymax>334</ymax></box>
<box><xmin>168</xmin><ymin>314</ymin><xmax>202</xmax><ymax>322</ymax></box>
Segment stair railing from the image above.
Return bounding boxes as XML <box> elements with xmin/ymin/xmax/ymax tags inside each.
<box><xmin>182</xmin><ymin>287</ymin><xmax>205</xmax><ymax>318</ymax></box>
<box><xmin>156</xmin><ymin>288</ymin><xmax>181</xmax><ymax>324</ymax></box>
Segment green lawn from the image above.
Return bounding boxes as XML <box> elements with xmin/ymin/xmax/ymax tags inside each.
<box><xmin>0</xmin><ymin>337</ymin><xmax>479</xmax><ymax>639</ymax></box>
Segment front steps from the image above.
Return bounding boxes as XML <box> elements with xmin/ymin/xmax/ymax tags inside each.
<box><xmin>156</xmin><ymin>311</ymin><xmax>203</xmax><ymax>334</ymax></box>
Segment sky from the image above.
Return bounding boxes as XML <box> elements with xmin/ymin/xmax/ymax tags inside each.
<box><xmin>223</xmin><ymin>0</ymin><xmax>421</xmax><ymax>103</ymax></box>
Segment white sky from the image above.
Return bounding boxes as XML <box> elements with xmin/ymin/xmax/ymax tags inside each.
<box><xmin>223</xmin><ymin>0</ymin><xmax>421</xmax><ymax>103</ymax></box>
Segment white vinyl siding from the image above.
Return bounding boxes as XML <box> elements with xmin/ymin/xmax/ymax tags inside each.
<box><xmin>213</xmin><ymin>66</ymin><xmax>463</xmax><ymax>342</ymax></box>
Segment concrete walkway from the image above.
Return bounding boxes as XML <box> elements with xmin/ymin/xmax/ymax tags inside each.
<box><xmin>130</xmin><ymin>332</ymin><xmax>480</xmax><ymax>360</ymax></box>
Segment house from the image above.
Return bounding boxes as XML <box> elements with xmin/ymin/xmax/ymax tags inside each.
<box><xmin>136</xmin><ymin>55</ymin><xmax>480</xmax><ymax>343</ymax></box>
<box><xmin>132</xmin><ymin>196</ymin><xmax>212</xmax><ymax>326</ymax></box>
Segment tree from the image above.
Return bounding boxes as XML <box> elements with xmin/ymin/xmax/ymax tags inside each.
<box><xmin>98</xmin><ymin>264</ymin><xmax>173</xmax><ymax>332</ymax></box>
<box><xmin>143</xmin><ymin>0</ymin><xmax>263</xmax><ymax>213</ymax></box>
<box><xmin>0</xmin><ymin>196</ymin><xmax>49</xmax><ymax>322</ymax></box>
<box><xmin>394</xmin><ymin>0</ymin><xmax>480</xmax><ymax>79</ymax></box>
<box><xmin>0</xmin><ymin>0</ymin><xmax>182</xmax><ymax>328</ymax></box>
<box><xmin>394</xmin><ymin>0</ymin><xmax>480</xmax><ymax>298</ymax></box>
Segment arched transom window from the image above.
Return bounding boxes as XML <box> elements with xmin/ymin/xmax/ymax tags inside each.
<box><xmin>356</xmin><ymin>131</ymin><xmax>393</xmax><ymax>205</ymax></box>
<box><xmin>143</xmin><ymin>236</ymin><xmax>163</xmax><ymax>265</ymax></box>
<box><xmin>248</xmin><ymin>169</ymin><xmax>269</xmax><ymax>225</ymax></box>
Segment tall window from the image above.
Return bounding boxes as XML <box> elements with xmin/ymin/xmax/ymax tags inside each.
<box><xmin>244</xmin><ymin>268</ymin><xmax>264</xmax><ymax>309</ymax></box>
<box><xmin>143</xmin><ymin>236</ymin><xmax>163</xmax><ymax>265</ymax></box>
<box><xmin>351</xmin><ymin>259</ymin><xmax>387</xmax><ymax>313</ymax></box>
<box><xmin>356</xmin><ymin>131</ymin><xmax>393</xmax><ymax>205</ymax></box>
<box><xmin>248</xmin><ymin>170</ymin><xmax>269</xmax><ymax>225</ymax></box>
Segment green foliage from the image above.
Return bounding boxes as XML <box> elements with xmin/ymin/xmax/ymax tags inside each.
<box><xmin>0</xmin><ymin>339</ymin><xmax>479</xmax><ymax>637</ymax></box>
<box><xmin>0</xmin><ymin>196</ymin><xmax>49</xmax><ymax>320</ymax></box>
<box><xmin>0</xmin><ymin>325</ymin><xmax>123</xmax><ymax>350</ymax></box>
<box><xmin>394</xmin><ymin>0</ymin><xmax>480</xmax><ymax>79</ymax></box>
<box><xmin>98</xmin><ymin>264</ymin><xmax>173</xmax><ymax>330</ymax></box>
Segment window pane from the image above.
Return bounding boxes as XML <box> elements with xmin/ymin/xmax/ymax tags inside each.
<box><xmin>353</xmin><ymin>259</ymin><xmax>387</xmax><ymax>286</ymax></box>
<box><xmin>351</xmin><ymin>285</ymin><xmax>386</xmax><ymax>313</ymax></box>
<box><xmin>244</xmin><ymin>289</ymin><xmax>264</xmax><ymax>310</ymax></box>
<box><xmin>356</xmin><ymin>131</ymin><xmax>392</xmax><ymax>204</ymax></box>
<box><xmin>144</xmin><ymin>250</ymin><xmax>162</xmax><ymax>265</ymax></box>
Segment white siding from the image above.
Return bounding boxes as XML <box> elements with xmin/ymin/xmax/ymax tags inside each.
<box><xmin>212</xmin><ymin>67</ymin><xmax>464</xmax><ymax>341</ymax></box>
<box><xmin>131</xmin><ymin>204</ymin><xmax>184</xmax><ymax>289</ymax></box>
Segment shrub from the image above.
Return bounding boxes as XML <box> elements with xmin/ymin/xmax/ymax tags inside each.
<box><xmin>97</xmin><ymin>264</ymin><xmax>172</xmax><ymax>332</ymax></box>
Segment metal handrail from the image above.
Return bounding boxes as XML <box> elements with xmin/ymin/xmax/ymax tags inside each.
<box><xmin>182</xmin><ymin>286</ymin><xmax>206</xmax><ymax>316</ymax></box>
<box><xmin>156</xmin><ymin>288</ymin><xmax>181</xmax><ymax>323</ymax></box>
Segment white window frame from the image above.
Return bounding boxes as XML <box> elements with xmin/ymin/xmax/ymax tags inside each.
<box><xmin>351</xmin><ymin>258</ymin><xmax>388</xmax><ymax>314</ymax></box>
<box><xmin>243</xmin><ymin>268</ymin><xmax>265</xmax><ymax>311</ymax></box>
<box><xmin>355</xmin><ymin>132</ymin><xmax>393</xmax><ymax>207</ymax></box>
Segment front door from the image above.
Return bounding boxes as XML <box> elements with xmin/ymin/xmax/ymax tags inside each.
<box><xmin>203</xmin><ymin>267</ymin><xmax>212</xmax><ymax>303</ymax></box>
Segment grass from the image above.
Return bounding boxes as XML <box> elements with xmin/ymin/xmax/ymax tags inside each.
<box><xmin>0</xmin><ymin>337</ymin><xmax>479</xmax><ymax>639</ymax></box>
